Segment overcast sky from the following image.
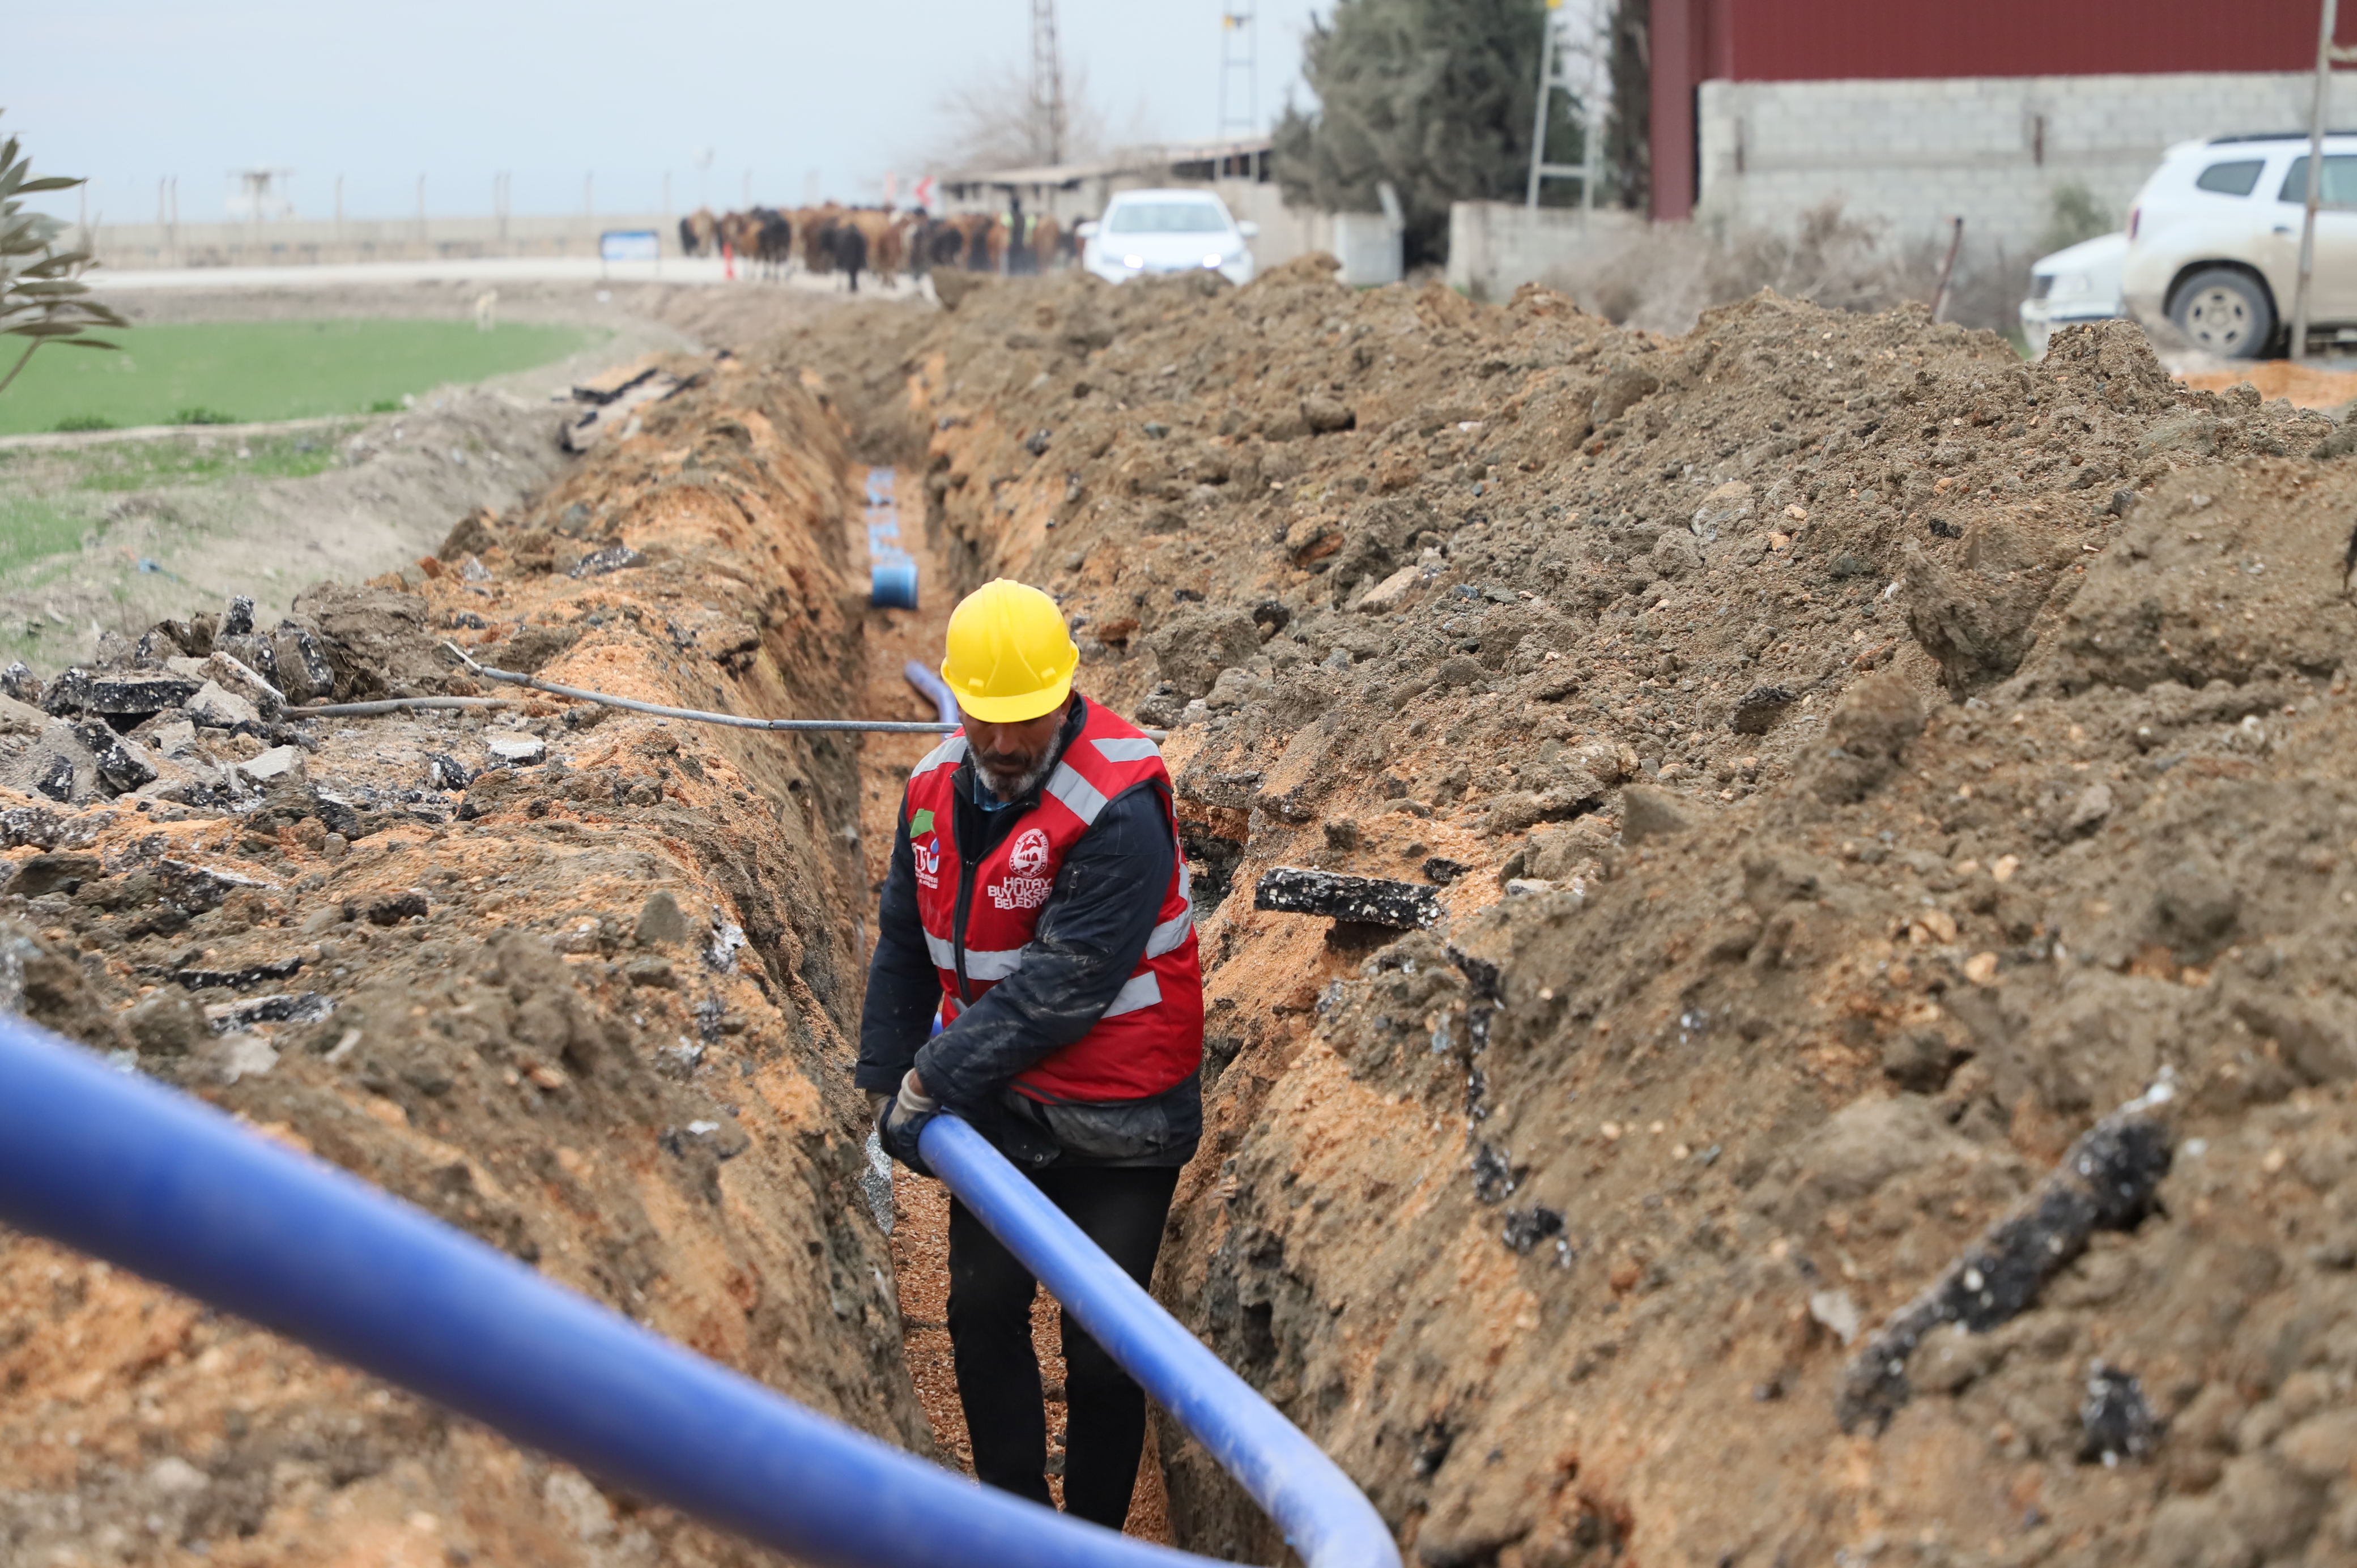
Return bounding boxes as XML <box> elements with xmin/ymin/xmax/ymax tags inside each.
<box><xmin>8</xmin><ymin>0</ymin><xmax>1325</xmax><ymax>224</ymax></box>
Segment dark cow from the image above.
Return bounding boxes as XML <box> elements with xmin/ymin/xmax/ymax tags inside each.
<box><xmin>829</xmin><ymin>221</ymin><xmax>868</xmax><ymax>292</ymax></box>
<box><xmin>755</xmin><ymin>207</ymin><xmax>793</xmax><ymax>276</ymax></box>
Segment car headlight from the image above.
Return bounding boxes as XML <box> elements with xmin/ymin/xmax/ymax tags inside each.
<box><xmin>1204</xmin><ymin>253</ymin><xmax>1224</xmax><ymax>267</ymax></box>
<box><xmin>1123</xmin><ymin>254</ymin><xmax>1144</xmax><ymax>269</ymax></box>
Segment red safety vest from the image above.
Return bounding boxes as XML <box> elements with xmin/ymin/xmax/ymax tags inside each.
<box><xmin>904</xmin><ymin>697</ymin><xmax>1203</xmax><ymax>1103</ymax></box>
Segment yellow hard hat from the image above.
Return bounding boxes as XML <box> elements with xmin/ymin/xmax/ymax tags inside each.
<box><xmin>940</xmin><ymin>580</ymin><xmax>1078</xmax><ymax>723</ymax></box>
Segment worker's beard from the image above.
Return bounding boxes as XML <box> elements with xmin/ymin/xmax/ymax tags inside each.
<box><xmin>976</xmin><ymin>738</ymin><xmax>1061</xmax><ymax>803</ymax></box>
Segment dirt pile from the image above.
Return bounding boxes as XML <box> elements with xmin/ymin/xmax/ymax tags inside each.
<box><xmin>772</xmin><ymin>267</ymin><xmax>2357</xmax><ymax>1564</ymax></box>
<box><xmin>0</xmin><ymin>360</ymin><xmax>926</xmax><ymax>1566</ymax></box>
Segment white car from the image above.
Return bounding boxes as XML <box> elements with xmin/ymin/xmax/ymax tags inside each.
<box><xmin>1077</xmin><ymin>190</ymin><xmax>1257</xmax><ymax>287</ymax></box>
<box><xmin>2019</xmin><ymin>232</ymin><xmax>2128</xmax><ymax>356</ymax></box>
<box><xmin>2122</xmin><ymin>132</ymin><xmax>2357</xmax><ymax>358</ymax></box>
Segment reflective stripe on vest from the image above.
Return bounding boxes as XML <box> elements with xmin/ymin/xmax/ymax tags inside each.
<box><xmin>1145</xmin><ymin>908</ymin><xmax>1192</xmax><ymax>958</ymax></box>
<box><xmin>911</xmin><ymin>735</ymin><xmax>967</xmax><ymax>777</ymax></box>
<box><xmin>1043</xmin><ymin>760</ymin><xmax>1108</xmax><ymax>825</ymax></box>
<box><xmin>924</xmin><ymin>929</ymin><xmax>1027</xmax><ymax>982</ymax></box>
<box><xmin>1103</xmin><ymin>972</ymin><xmax>1161</xmax><ymax>1017</ymax></box>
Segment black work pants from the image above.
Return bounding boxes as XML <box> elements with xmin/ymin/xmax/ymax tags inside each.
<box><xmin>946</xmin><ymin>1164</ymin><xmax>1181</xmax><ymax>1531</ymax></box>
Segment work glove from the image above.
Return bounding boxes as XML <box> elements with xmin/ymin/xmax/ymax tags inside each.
<box><xmin>876</xmin><ymin>1070</ymin><xmax>938</xmax><ymax>1178</ymax></box>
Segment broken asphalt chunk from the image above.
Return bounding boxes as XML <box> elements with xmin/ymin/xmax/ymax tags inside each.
<box><xmin>1253</xmin><ymin>866</ymin><xmax>1441</xmax><ymax>930</ymax></box>
<box><xmin>205</xmin><ymin>991</ymin><xmax>333</xmax><ymax>1034</ymax></box>
<box><xmin>40</xmin><ymin>670</ymin><xmax>201</xmax><ymax>721</ymax></box>
<box><xmin>1836</xmin><ymin>1106</ymin><xmax>2172</xmax><ymax>1434</ymax></box>
<box><xmin>568</xmin><ymin>544</ymin><xmax>644</xmax><ymax>578</ymax></box>
<box><xmin>171</xmin><ymin>955</ymin><xmax>306</xmax><ymax>991</ymax></box>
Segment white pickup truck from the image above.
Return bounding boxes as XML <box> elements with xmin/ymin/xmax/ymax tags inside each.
<box><xmin>2122</xmin><ymin>131</ymin><xmax>2357</xmax><ymax>358</ymax></box>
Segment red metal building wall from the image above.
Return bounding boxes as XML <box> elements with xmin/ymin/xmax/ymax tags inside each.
<box><xmin>1650</xmin><ymin>0</ymin><xmax>2357</xmax><ymax>218</ymax></box>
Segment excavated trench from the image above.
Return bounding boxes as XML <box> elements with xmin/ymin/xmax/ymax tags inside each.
<box><xmin>19</xmin><ymin>258</ymin><xmax>2357</xmax><ymax>1568</ymax></box>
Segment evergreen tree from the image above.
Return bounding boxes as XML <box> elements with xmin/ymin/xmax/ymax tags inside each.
<box><xmin>1602</xmin><ymin>0</ymin><xmax>1650</xmax><ymax>211</ymax></box>
<box><xmin>1272</xmin><ymin>0</ymin><xmax>1581</xmax><ymax>267</ymax></box>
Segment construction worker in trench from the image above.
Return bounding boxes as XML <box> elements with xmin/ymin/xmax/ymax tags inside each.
<box><xmin>860</xmin><ymin>578</ymin><xmax>1203</xmax><ymax>1529</ymax></box>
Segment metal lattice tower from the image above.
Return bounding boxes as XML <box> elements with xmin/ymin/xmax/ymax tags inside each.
<box><xmin>1031</xmin><ymin>0</ymin><xmax>1066</xmax><ymax>165</ymax></box>
<box><xmin>1218</xmin><ymin>10</ymin><xmax>1258</xmax><ymax>140</ymax></box>
<box><xmin>1525</xmin><ymin>0</ymin><xmax>1607</xmax><ymax>209</ymax></box>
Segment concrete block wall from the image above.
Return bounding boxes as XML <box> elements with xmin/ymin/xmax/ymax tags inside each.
<box><xmin>1445</xmin><ymin>203</ymin><xmax>1645</xmax><ymax>301</ymax></box>
<box><xmin>1696</xmin><ymin>71</ymin><xmax>2318</xmax><ymax>263</ymax></box>
<box><xmin>1211</xmin><ymin>181</ymin><xmax>1334</xmax><ymax>274</ymax></box>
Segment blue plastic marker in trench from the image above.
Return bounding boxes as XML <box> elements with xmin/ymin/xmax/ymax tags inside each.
<box><xmin>871</xmin><ymin>557</ymin><xmax>920</xmax><ymax>609</ymax></box>
<box><xmin>0</xmin><ymin>1009</ymin><xmax>1402</xmax><ymax>1568</ymax></box>
<box><xmin>867</xmin><ymin>464</ymin><xmax>920</xmax><ymax>608</ymax></box>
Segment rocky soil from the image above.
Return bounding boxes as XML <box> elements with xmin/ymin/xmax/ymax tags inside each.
<box><xmin>15</xmin><ymin>253</ymin><xmax>2357</xmax><ymax>1568</ymax></box>
<box><xmin>772</xmin><ymin>265</ymin><xmax>2357</xmax><ymax>1567</ymax></box>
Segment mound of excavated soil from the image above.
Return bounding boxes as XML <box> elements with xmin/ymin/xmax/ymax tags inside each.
<box><xmin>772</xmin><ymin>266</ymin><xmax>2357</xmax><ymax>1565</ymax></box>
<box><xmin>0</xmin><ymin>361</ymin><xmax>925</xmax><ymax>1565</ymax></box>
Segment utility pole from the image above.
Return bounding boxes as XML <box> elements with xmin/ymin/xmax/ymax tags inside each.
<box><xmin>1031</xmin><ymin>0</ymin><xmax>1065</xmax><ymax>164</ymax></box>
<box><xmin>2292</xmin><ymin>0</ymin><xmax>2357</xmax><ymax>361</ymax></box>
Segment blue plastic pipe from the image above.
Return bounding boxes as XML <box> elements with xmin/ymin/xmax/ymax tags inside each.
<box><xmin>0</xmin><ymin>1013</ymin><xmax>1397</xmax><ymax>1568</ymax></box>
<box><xmin>921</xmin><ymin>1117</ymin><xmax>1401</xmax><ymax>1568</ymax></box>
<box><xmin>904</xmin><ymin>658</ymin><xmax>959</xmax><ymax>725</ymax></box>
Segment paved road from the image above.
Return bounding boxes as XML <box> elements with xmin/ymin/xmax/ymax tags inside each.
<box><xmin>89</xmin><ymin>255</ymin><xmax>926</xmax><ymax>297</ymax></box>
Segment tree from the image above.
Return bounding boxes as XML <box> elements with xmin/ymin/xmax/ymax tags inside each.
<box><xmin>1601</xmin><ymin>0</ymin><xmax>1650</xmax><ymax>211</ymax></box>
<box><xmin>0</xmin><ymin>113</ymin><xmax>125</xmax><ymax>397</ymax></box>
<box><xmin>1271</xmin><ymin>0</ymin><xmax>1581</xmax><ymax>267</ymax></box>
<box><xmin>913</xmin><ymin>61</ymin><xmax>1116</xmax><ymax>176</ymax></box>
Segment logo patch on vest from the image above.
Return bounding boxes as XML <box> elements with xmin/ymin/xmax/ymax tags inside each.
<box><xmin>913</xmin><ymin>837</ymin><xmax>941</xmax><ymax>888</ymax></box>
<box><xmin>990</xmin><ymin>829</ymin><xmax>1054</xmax><ymax>909</ymax></box>
<box><xmin>1009</xmin><ymin>828</ymin><xmax>1052</xmax><ymax>876</ymax></box>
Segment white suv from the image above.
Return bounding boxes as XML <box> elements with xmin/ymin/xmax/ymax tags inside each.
<box><xmin>1077</xmin><ymin>190</ymin><xmax>1257</xmax><ymax>287</ymax></box>
<box><xmin>2122</xmin><ymin>132</ymin><xmax>2357</xmax><ymax>358</ymax></box>
<box><xmin>2020</xmin><ymin>232</ymin><xmax>2128</xmax><ymax>356</ymax></box>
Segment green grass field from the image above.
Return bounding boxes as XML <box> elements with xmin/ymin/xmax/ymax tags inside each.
<box><xmin>0</xmin><ymin>318</ymin><xmax>590</xmax><ymax>436</ymax></box>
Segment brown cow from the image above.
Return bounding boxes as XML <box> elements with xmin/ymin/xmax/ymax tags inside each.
<box><xmin>717</xmin><ymin>210</ymin><xmax>761</xmax><ymax>271</ymax></box>
<box><xmin>797</xmin><ymin>203</ymin><xmax>845</xmax><ymax>274</ymax></box>
<box><xmin>846</xmin><ymin>207</ymin><xmax>902</xmax><ymax>285</ymax></box>
<box><xmin>1029</xmin><ymin>214</ymin><xmax>1061</xmax><ymax>274</ymax></box>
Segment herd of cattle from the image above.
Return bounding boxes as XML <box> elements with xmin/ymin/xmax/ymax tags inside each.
<box><xmin>675</xmin><ymin>205</ymin><xmax>1070</xmax><ymax>289</ymax></box>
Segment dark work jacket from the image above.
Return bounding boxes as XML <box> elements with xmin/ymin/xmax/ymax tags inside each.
<box><xmin>856</xmin><ymin>697</ymin><xmax>1202</xmax><ymax>1168</ymax></box>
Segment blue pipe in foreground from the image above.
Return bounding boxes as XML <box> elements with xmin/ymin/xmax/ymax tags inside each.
<box><xmin>0</xmin><ymin>1014</ymin><xmax>1397</xmax><ymax>1568</ymax></box>
<box><xmin>921</xmin><ymin>1116</ymin><xmax>1401</xmax><ymax>1568</ymax></box>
